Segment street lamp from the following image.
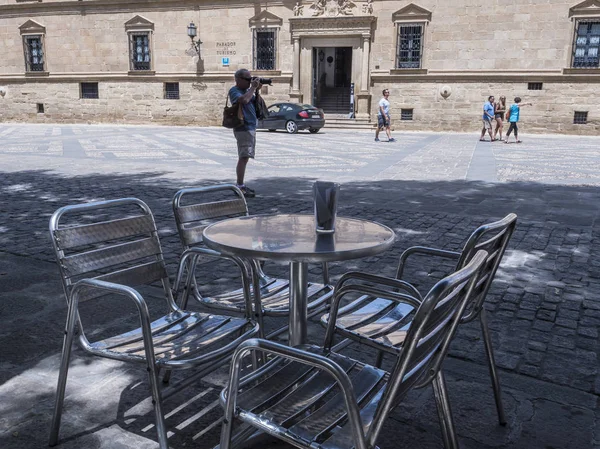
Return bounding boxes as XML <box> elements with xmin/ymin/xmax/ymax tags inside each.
<box><xmin>187</xmin><ymin>22</ymin><xmax>202</xmax><ymax>56</ymax></box>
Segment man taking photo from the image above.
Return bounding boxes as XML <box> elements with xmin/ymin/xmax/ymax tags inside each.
<box><xmin>229</xmin><ymin>69</ymin><xmax>262</xmax><ymax>198</ymax></box>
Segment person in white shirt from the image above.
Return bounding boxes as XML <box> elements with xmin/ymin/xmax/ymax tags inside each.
<box><xmin>375</xmin><ymin>89</ymin><xmax>396</xmax><ymax>142</ymax></box>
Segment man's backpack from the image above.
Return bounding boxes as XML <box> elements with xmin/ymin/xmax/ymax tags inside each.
<box><xmin>255</xmin><ymin>91</ymin><xmax>269</xmax><ymax>120</ymax></box>
<box><xmin>222</xmin><ymin>94</ymin><xmax>244</xmax><ymax>129</ymax></box>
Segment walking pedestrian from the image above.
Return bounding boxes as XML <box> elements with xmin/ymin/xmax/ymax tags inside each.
<box><xmin>229</xmin><ymin>68</ymin><xmax>262</xmax><ymax>198</ymax></box>
<box><xmin>493</xmin><ymin>95</ymin><xmax>507</xmax><ymax>141</ymax></box>
<box><xmin>480</xmin><ymin>95</ymin><xmax>495</xmax><ymax>141</ymax></box>
<box><xmin>505</xmin><ymin>97</ymin><xmax>533</xmax><ymax>144</ymax></box>
<box><xmin>375</xmin><ymin>89</ymin><xmax>396</xmax><ymax>142</ymax></box>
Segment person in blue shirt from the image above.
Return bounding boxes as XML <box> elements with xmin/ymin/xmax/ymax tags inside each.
<box><xmin>480</xmin><ymin>95</ymin><xmax>495</xmax><ymax>142</ymax></box>
<box><xmin>505</xmin><ymin>97</ymin><xmax>533</xmax><ymax>144</ymax></box>
<box><xmin>229</xmin><ymin>69</ymin><xmax>262</xmax><ymax>198</ymax></box>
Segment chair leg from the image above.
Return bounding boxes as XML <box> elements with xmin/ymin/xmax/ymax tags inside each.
<box><xmin>48</xmin><ymin>308</ymin><xmax>78</xmax><ymax>446</ymax></box>
<box><xmin>147</xmin><ymin>365</ymin><xmax>169</xmax><ymax>448</ymax></box>
<box><xmin>432</xmin><ymin>371</ymin><xmax>459</xmax><ymax>449</ymax></box>
<box><xmin>219</xmin><ymin>395</ymin><xmax>236</xmax><ymax>449</ymax></box>
<box><xmin>480</xmin><ymin>310</ymin><xmax>507</xmax><ymax>426</ymax></box>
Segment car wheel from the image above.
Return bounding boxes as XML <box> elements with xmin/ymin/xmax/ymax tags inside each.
<box><xmin>285</xmin><ymin>120</ymin><xmax>298</xmax><ymax>134</ymax></box>
<box><xmin>309</xmin><ymin>128</ymin><xmax>320</xmax><ymax>134</ymax></box>
<box><xmin>268</xmin><ymin>129</ymin><xmax>276</xmax><ymax>132</ymax></box>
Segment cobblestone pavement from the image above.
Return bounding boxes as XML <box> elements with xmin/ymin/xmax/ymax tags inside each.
<box><xmin>0</xmin><ymin>124</ymin><xmax>599</xmax><ymax>449</ymax></box>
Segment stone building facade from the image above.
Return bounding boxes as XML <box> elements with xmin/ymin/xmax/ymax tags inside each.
<box><xmin>0</xmin><ymin>0</ymin><xmax>599</xmax><ymax>134</ymax></box>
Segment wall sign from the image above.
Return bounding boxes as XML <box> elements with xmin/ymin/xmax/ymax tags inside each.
<box><xmin>222</xmin><ymin>57</ymin><xmax>230</xmax><ymax>67</ymax></box>
<box><xmin>216</xmin><ymin>41</ymin><xmax>236</xmax><ymax>55</ymax></box>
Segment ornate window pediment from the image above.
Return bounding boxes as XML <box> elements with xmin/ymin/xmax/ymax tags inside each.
<box><xmin>19</xmin><ymin>19</ymin><xmax>45</xmax><ymax>35</ymax></box>
<box><xmin>249</xmin><ymin>11</ymin><xmax>283</xmax><ymax>28</ymax></box>
<box><xmin>392</xmin><ymin>3</ymin><xmax>432</xmax><ymax>22</ymax></box>
<box><xmin>124</xmin><ymin>15</ymin><xmax>154</xmax><ymax>32</ymax></box>
<box><xmin>569</xmin><ymin>0</ymin><xmax>600</xmax><ymax>18</ymax></box>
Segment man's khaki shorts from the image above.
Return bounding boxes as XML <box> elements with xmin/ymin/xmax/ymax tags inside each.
<box><xmin>482</xmin><ymin>119</ymin><xmax>492</xmax><ymax>130</ymax></box>
<box><xmin>233</xmin><ymin>129</ymin><xmax>256</xmax><ymax>158</ymax></box>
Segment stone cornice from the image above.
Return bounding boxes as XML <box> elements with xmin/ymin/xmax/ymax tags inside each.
<box><xmin>0</xmin><ymin>71</ymin><xmax>294</xmax><ymax>83</ymax></box>
<box><xmin>290</xmin><ymin>15</ymin><xmax>376</xmax><ymax>38</ymax></box>
<box><xmin>1</xmin><ymin>70</ymin><xmax>597</xmax><ymax>84</ymax></box>
<box><xmin>370</xmin><ymin>70</ymin><xmax>600</xmax><ymax>83</ymax></box>
<box><xmin>0</xmin><ymin>0</ymin><xmax>276</xmax><ymax>18</ymax></box>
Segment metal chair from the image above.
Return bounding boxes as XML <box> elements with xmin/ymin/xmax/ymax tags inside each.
<box><xmin>173</xmin><ymin>185</ymin><xmax>333</xmax><ymax>338</ymax></box>
<box><xmin>321</xmin><ymin>213</ymin><xmax>517</xmax><ymax>425</ymax></box>
<box><xmin>48</xmin><ymin>198</ymin><xmax>259</xmax><ymax>449</ymax></box>
<box><xmin>219</xmin><ymin>250</ymin><xmax>489</xmax><ymax>449</ymax></box>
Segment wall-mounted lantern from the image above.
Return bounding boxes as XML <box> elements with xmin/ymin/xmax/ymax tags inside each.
<box><xmin>187</xmin><ymin>22</ymin><xmax>202</xmax><ymax>56</ymax></box>
<box><xmin>318</xmin><ymin>49</ymin><xmax>325</xmax><ymax>62</ymax></box>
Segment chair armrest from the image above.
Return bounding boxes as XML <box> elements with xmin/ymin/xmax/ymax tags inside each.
<box><xmin>324</xmin><ymin>283</ymin><xmax>422</xmax><ymax>349</ymax></box>
<box><xmin>173</xmin><ymin>247</ymin><xmax>254</xmax><ymax>315</ymax></box>
<box><xmin>396</xmin><ymin>246</ymin><xmax>461</xmax><ymax>280</ymax></box>
<box><xmin>70</xmin><ymin>279</ymin><xmax>155</xmax><ymax>354</ymax></box>
<box><xmin>336</xmin><ymin>271</ymin><xmax>422</xmax><ymax>300</ymax></box>
<box><xmin>220</xmin><ymin>338</ymin><xmax>368</xmax><ymax>449</ymax></box>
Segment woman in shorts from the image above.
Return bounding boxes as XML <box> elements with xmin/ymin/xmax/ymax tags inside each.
<box><xmin>493</xmin><ymin>96</ymin><xmax>506</xmax><ymax>141</ymax></box>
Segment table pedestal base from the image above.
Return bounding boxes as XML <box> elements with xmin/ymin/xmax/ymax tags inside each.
<box><xmin>288</xmin><ymin>262</ymin><xmax>308</xmax><ymax>347</ymax></box>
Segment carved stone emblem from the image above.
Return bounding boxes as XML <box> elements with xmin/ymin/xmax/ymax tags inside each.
<box><xmin>310</xmin><ymin>0</ymin><xmax>356</xmax><ymax>16</ymax></box>
<box><xmin>362</xmin><ymin>0</ymin><xmax>373</xmax><ymax>14</ymax></box>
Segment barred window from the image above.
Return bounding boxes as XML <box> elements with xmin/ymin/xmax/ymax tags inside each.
<box><xmin>80</xmin><ymin>82</ymin><xmax>99</xmax><ymax>99</ymax></box>
<box><xmin>396</xmin><ymin>24</ymin><xmax>423</xmax><ymax>69</ymax></box>
<box><xmin>401</xmin><ymin>109</ymin><xmax>414</xmax><ymax>120</ymax></box>
<box><xmin>129</xmin><ymin>32</ymin><xmax>151</xmax><ymax>71</ymax></box>
<box><xmin>573</xmin><ymin>111</ymin><xmax>588</xmax><ymax>124</ymax></box>
<box><xmin>23</xmin><ymin>35</ymin><xmax>44</xmax><ymax>72</ymax></box>
<box><xmin>572</xmin><ymin>21</ymin><xmax>600</xmax><ymax>68</ymax></box>
<box><xmin>164</xmin><ymin>82</ymin><xmax>180</xmax><ymax>100</ymax></box>
<box><xmin>253</xmin><ymin>28</ymin><xmax>276</xmax><ymax>71</ymax></box>
<box><xmin>528</xmin><ymin>82</ymin><xmax>543</xmax><ymax>90</ymax></box>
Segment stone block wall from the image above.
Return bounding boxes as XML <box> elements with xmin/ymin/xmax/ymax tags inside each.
<box><xmin>371</xmin><ymin>80</ymin><xmax>600</xmax><ymax>135</ymax></box>
<box><xmin>372</xmin><ymin>0</ymin><xmax>575</xmax><ymax>72</ymax></box>
<box><xmin>0</xmin><ymin>79</ymin><xmax>291</xmax><ymax>126</ymax></box>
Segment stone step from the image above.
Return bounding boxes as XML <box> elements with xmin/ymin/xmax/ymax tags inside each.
<box><xmin>324</xmin><ymin>117</ymin><xmax>375</xmax><ymax>130</ymax></box>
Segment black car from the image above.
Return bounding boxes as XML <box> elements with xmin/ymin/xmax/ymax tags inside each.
<box><xmin>258</xmin><ymin>102</ymin><xmax>325</xmax><ymax>134</ymax></box>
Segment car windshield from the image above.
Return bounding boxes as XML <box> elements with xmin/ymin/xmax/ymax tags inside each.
<box><xmin>301</xmin><ymin>104</ymin><xmax>316</xmax><ymax>109</ymax></box>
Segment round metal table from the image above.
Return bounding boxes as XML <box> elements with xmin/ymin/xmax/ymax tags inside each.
<box><xmin>203</xmin><ymin>213</ymin><xmax>395</xmax><ymax>346</ymax></box>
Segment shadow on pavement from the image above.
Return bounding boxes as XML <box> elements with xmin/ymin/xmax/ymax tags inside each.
<box><xmin>0</xmin><ymin>170</ymin><xmax>598</xmax><ymax>449</ymax></box>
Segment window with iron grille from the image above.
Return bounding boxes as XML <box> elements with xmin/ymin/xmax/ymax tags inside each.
<box><xmin>572</xmin><ymin>21</ymin><xmax>600</xmax><ymax>68</ymax></box>
<box><xmin>80</xmin><ymin>82</ymin><xmax>99</xmax><ymax>99</ymax></box>
<box><xmin>164</xmin><ymin>82</ymin><xmax>180</xmax><ymax>100</ymax></box>
<box><xmin>528</xmin><ymin>82</ymin><xmax>543</xmax><ymax>90</ymax></box>
<box><xmin>253</xmin><ymin>28</ymin><xmax>276</xmax><ymax>71</ymax></box>
<box><xmin>573</xmin><ymin>111</ymin><xmax>588</xmax><ymax>124</ymax></box>
<box><xmin>401</xmin><ymin>109</ymin><xmax>414</xmax><ymax>120</ymax></box>
<box><xmin>23</xmin><ymin>35</ymin><xmax>44</xmax><ymax>72</ymax></box>
<box><xmin>396</xmin><ymin>24</ymin><xmax>423</xmax><ymax>69</ymax></box>
<box><xmin>129</xmin><ymin>32</ymin><xmax>151</xmax><ymax>71</ymax></box>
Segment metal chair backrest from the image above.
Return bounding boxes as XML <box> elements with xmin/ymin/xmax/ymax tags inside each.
<box><xmin>173</xmin><ymin>185</ymin><xmax>248</xmax><ymax>248</ymax></box>
<box><xmin>367</xmin><ymin>250</ymin><xmax>488</xmax><ymax>446</ymax></box>
<box><xmin>49</xmin><ymin>197</ymin><xmax>175</xmax><ymax>312</ymax></box>
<box><xmin>456</xmin><ymin>213</ymin><xmax>517</xmax><ymax>323</ymax></box>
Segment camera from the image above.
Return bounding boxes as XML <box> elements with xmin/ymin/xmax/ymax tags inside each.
<box><xmin>252</xmin><ymin>77</ymin><xmax>272</xmax><ymax>85</ymax></box>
